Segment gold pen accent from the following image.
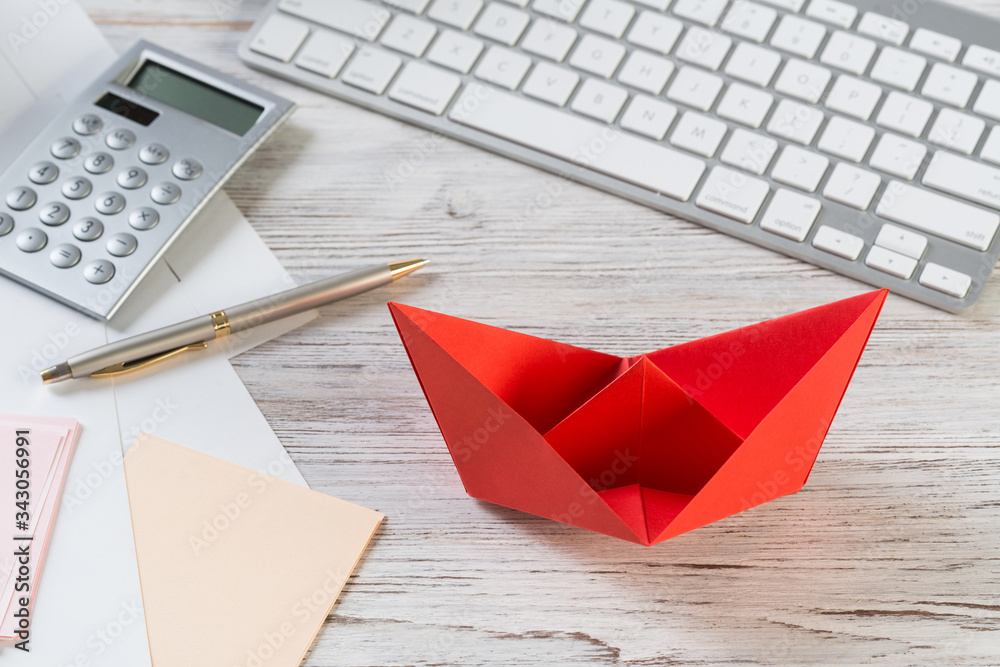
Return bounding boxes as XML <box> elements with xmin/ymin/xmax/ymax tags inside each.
<box><xmin>210</xmin><ymin>310</ymin><xmax>231</xmax><ymax>338</ymax></box>
<box><xmin>89</xmin><ymin>342</ymin><xmax>209</xmax><ymax>378</ymax></box>
<box><xmin>389</xmin><ymin>258</ymin><xmax>426</xmax><ymax>281</ymax></box>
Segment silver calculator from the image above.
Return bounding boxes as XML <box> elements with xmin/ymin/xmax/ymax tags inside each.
<box><xmin>0</xmin><ymin>40</ymin><xmax>294</xmax><ymax>320</ymax></box>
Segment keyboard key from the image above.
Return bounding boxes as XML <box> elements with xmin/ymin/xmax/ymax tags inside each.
<box><xmin>51</xmin><ymin>137</ymin><xmax>81</xmax><ymax>159</ymax></box>
<box><xmin>716</xmin><ymin>83</ymin><xmax>773</xmax><ymax>128</ymax></box>
<box><xmin>672</xmin><ymin>0</ymin><xmax>728</xmax><ymax>27</ymax></box>
<box><xmin>474</xmin><ymin>46</ymin><xmax>531</xmax><ymax>88</ymax></box>
<box><xmin>869</xmin><ymin>47</ymin><xmax>926</xmax><ymax>91</ymax></box>
<box><xmin>875</xmin><ymin>91</ymin><xmax>933</xmax><ymax>137</ymax></box>
<box><xmin>381</xmin><ymin>15</ymin><xmax>437</xmax><ymax>56</ymax></box>
<box><xmin>450</xmin><ymin>83</ymin><xmax>707</xmax><ymax>200</ymax></box>
<box><xmin>63</xmin><ymin>175</ymin><xmax>95</xmax><ymax>198</ymax></box>
<box><xmin>669</xmin><ymin>111</ymin><xmax>728</xmax><ymax>157</ymax></box>
<box><xmin>105</xmin><ymin>129</ymin><xmax>135</xmax><ymax>151</ymax></box>
<box><xmin>972</xmin><ymin>79</ymin><xmax>1000</xmax><ymax>121</ymax></box>
<box><xmin>766</xmin><ymin>99</ymin><xmax>824</xmax><ymax>144</ymax></box>
<box><xmin>805</xmin><ymin>0</ymin><xmax>856</xmax><ymax>28</ymax></box>
<box><xmin>579</xmin><ymin>0</ymin><xmax>635</xmax><ymax>39</ymax></box>
<box><xmin>428</xmin><ymin>0</ymin><xmax>483</xmax><ymax>30</ymax></box>
<box><xmin>666</xmin><ymin>66</ymin><xmax>724</xmax><ymax>111</ymax></box>
<box><xmin>73</xmin><ymin>217</ymin><xmax>103</xmax><ymax>241</ymax></box>
<box><xmin>569</xmin><ymin>34</ymin><xmax>627</xmax><ymax>78</ymax></box>
<box><xmin>521</xmin><ymin>19</ymin><xmax>577</xmax><ymax>61</ymax></box>
<box><xmin>921</xmin><ymin>63</ymin><xmax>977</xmax><ymax>108</ymax></box>
<box><xmin>502</xmin><ymin>0</ymin><xmax>530</xmax><ymax>7</ymax></box>
<box><xmin>0</xmin><ymin>214</ymin><xmax>12</xmax><ymax>237</ymax></box>
<box><xmin>385</xmin><ymin>0</ymin><xmax>433</xmax><ymax>14</ymax></box>
<box><xmin>909</xmin><ymin>28</ymin><xmax>961</xmax><ymax>63</ymax></box>
<box><xmin>128</xmin><ymin>207</ymin><xmax>159</xmax><ymax>230</ymax></box>
<box><xmin>28</xmin><ymin>162</ymin><xmax>58</xmax><ymax>185</ymax></box>
<box><xmin>532</xmin><ymin>0</ymin><xmax>585</xmax><ymax>21</ymax></box>
<box><xmin>620</xmin><ymin>96</ymin><xmax>678</xmax><ymax>140</ymax></box>
<box><xmin>250</xmin><ymin>14</ymin><xmax>309</xmax><ymax>61</ymax></box>
<box><xmin>631</xmin><ymin>0</ymin><xmax>670</xmax><ymax>10</ymax></box>
<box><xmin>819</xmin><ymin>30</ymin><xmax>875</xmax><ymax>75</ymax></box>
<box><xmin>724</xmin><ymin>42</ymin><xmax>781</xmax><ymax>87</ymax></box>
<box><xmin>770</xmin><ymin>15</ymin><xmax>826</xmax><ymax>59</ymax></box>
<box><xmin>817</xmin><ymin>116</ymin><xmax>874</xmax><ymax>162</ymax></box>
<box><xmin>106</xmin><ymin>233</ymin><xmax>138</xmax><ymax>258</ymax></box>
<box><xmin>426</xmin><ymin>30</ymin><xmax>484</xmax><ymax>73</ymax></box>
<box><xmin>522</xmin><ymin>62</ymin><xmax>580</xmax><ymax>106</ymax></box>
<box><xmin>617</xmin><ymin>51</ymin><xmax>674</xmax><ymax>94</ymax></box>
<box><xmin>696</xmin><ymin>166</ymin><xmax>770</xmax><ymax>223</ymax></box>
<box><xmin>760</xmin><ymin>188</ymin><xmax>821</xmax><ymax>241</ymax></box>
<box><xmin>295</xmin><ymin>30</ymin><xmax>355</xmax><ymax>77</ymax></box>
<box><xmin>84</xmin><ymin>152</ymin><xmax>114</xmax><ymax>174</ymax></box>
<box><xmin>822</xmin><ymin>163</ymin><xmax>880</xmax><ymax>209</ymax></box>
<box><xmin>760</xmin><ymin>0</ymin><xmax>804</xmax><ymax>10</ymax></box>
<box><xmin>813</xmin><ymin>224</ymin><xmax>864</xmax><ymax>259</ymax></box>
<box><xmin>774</xmin><ymin>58</ymin><xmax>831</xmax><ymax>103</ymax></box>
<box><xmin>875</xmin><ymin>181</ymin><xmax>999</xmax><ymax>250</ymax></box>
<box><xmin>865</xmin><ymin>245</ymin><xmax>916</xmax><ymax>279</ymax></box>
<box><xmin>825</xmin><ymin>75</ymin><xmax>881</xmax><ymax>120</ymax></box>
<box><xmin>626</xmin><ymin>11</ymin><xmax>683</xmax><ymax>54</ymax></box>
<box><xmin>875</xmin><ymin>223</ymin><xmax>927</xmax><ymax>259</ymax></box>
<box><xmin>150</xmin><ymin>182</ymin><xmax>181</xmax><ymax>205</ymax></box>
<box><xmin>570</xmin><ymin>78</ymin><xmax>629</xmax><ymax>122</ymax></box>
<box><xmin>675</xmin><ymin>26</ymin><xmax>731</xmax><ymax>71</ymax></box>
<box><xmin>38</xmin><ymin>201</ymin><xmax>70</xmax><ymax>226</ymax></box>
<box><xmin>473</xmin><ymin>3</ymin><xmax>529</xmax><ymax>45</ymax></box>
<box><xmin>856</xmin><ymin>12</ymin><xmax>907</xmax><ymax>45</ymax></box>
<box><xmin>919</xmin><ymin>263</ymin><xmax>972</xmax><ymax>299</ymax></box>
<box><xmin>928</xmin><ymin>108</ymin><xmax>984</xmax><ymax>155</ymax></box>
<box><xmin>342</xmin><ymin>47</ymin><xmax>402</xmax><ymax>94</ymax></box>
<box><xmin>388</xmin><ymin>61</ymin><xmax>462</xmax><ymax>115</ymax></box>
<box><xmin>981</xmin><ymin>126</ymin><xmax>1000</xmax><ymax>165</ymax></box>
<box><xmin>963</xmin><ymin>44</ymin><xmax>1000</xmax><ymax>78</ymax></box>
<box><xmin>720</xmin><ymin>129</ymin><xmax>777</xmax><ymax>174</ymax></box>
<box><xmin>771</xmin><ymin>145</ymin><xmax>828</xmax><ymax>192</ymax></box>
<box><xmin>868</xmin><ymin>134</ymin><xmax>926</xmax><ymax>179</ymax></box>
<box><xmin>923</xmin><ymin>150</ymin><xmax>1000</xmax><ymax>212</ymax></box>
<box><xmin>278</xmin><ymin>0</ymin><xmax>390</xmax><ymax>41</ymax></box>
<box><xmin>720</xmin><ymin>1</ymin><xmax>777</xmax><ymax>43</ymax></box>
<box><xmin>83</xmin><ymin>259</ymin><xmax>115</xmax><ymax>284</ymax></box>
<box><xmin>16</xmin><ymin>228</ymin><xmax>47</xmax><ymax>253</ymax></box>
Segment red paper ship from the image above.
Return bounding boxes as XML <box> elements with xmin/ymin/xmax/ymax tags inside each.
<box><xmin>389</xmin><ymin>290</ymin><xmax>887</xmax><ymax>545</ymax></box>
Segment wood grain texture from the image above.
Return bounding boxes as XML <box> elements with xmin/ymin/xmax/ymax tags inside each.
<box><xmin>82</xmin><ymin>0</ymin><xmax>1000</xmax><ymax>663</ymax></box>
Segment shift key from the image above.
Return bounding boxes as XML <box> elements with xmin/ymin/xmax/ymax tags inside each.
<box><xmin>875</xmin><ymin>181</ymin><xmax>999</xmax><ymax>251</ymax></box>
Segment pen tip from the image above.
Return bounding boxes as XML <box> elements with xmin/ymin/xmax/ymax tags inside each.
<box><xmin>389</xmin><ymin>258</ymin><xmax>427</xmax><ymax>281</ymax></box>
<box><xmin>41</xmin><ymin>362</ymin><xmax>72</xmax><ymax>384</ymax></box>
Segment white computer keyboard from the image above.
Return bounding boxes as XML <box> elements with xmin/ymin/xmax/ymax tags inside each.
<box><xmin>239</xmin><ymin>0</ymin><xmax>1000</xmax><ymax>312</ymax></box>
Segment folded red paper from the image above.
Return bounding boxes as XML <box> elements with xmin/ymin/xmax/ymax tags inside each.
<box><xmin>389</xmin><ymin>289</ymin><xmax>888</xmax><ymax>545</ymax></box>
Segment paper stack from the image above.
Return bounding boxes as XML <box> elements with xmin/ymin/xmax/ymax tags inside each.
<box><xmin>0</xmin><ymin>416</ymin><xmax>80</xmax><ymax>646</ymax></box>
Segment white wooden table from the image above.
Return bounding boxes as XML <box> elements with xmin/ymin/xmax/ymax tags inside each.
<box><xmin>84</xmin><ymin>1</ymin><xmax>1000</xmax><ymax>663</ymax></box>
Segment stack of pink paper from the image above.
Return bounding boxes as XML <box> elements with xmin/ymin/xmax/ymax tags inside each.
<box><xmin>0</xmin><ymin>416</ymin><xmax>80</xmax><ymax>647</ymax></box>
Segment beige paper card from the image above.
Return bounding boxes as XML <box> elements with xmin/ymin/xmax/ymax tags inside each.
<box><xmin>124</xmin><ymin>434</ymin><xmax>383</xmax><ymax>667</ymax></box>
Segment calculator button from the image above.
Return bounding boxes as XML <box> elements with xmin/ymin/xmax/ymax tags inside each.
<box><xmin>16</xmin><ymin>228</ymin><xmax>47</xmax><ymax>252</ymax></box>
<box><xmin>73</xmin><ymin>114</ymin><xmax>103</xmax><ymax>136</ymax></box>
<box><xmin>83</xmin><ymin>259</ymin><xmax>115</xmax><ymax>284</ymax></box>
<box><xmin>6</xmin><ymin>187</ymin><xmax>37</xmax><ymax>211</ymax></box>
<box><xmin>61</xmin><ymin>177</ymin><xmax>93</xmax><ymax>200</ymax></box>
<box><xmin>51</xmin><ymin>137</ymin><xmax>81</xmax><ymax>159</ymax></box>
<box><xmin>106</xmin><ymin>233</ymin><xmax>138</xmax><ymax>257</ymax></box>
<box><xmin>128</xmin><ymin>207</ymin><xmax>159</xmax><ymax>230</ymax></box>
<box><xmin>150</xmin><ymin>182</ymin><xmax>181</xmax><ymax>205</ymax></box>
<box><xmin>172</xmin><ymin>158</ymin><xmax>203</xmax><ymax>180</ymax></box>
<box><xmin>84</xmin><ymin>152</ymin><xmax>115</xmax><ymax>174</ymax></box>
<box><xmin>39</xmin><ymin>202</ymin><xmax>71</xmax><ymax>226</ymax></box>
<box><xmin>139</xmin><ymin>144</ymin><xmax>170</xmax><ymax>165</ymax></box>
<box><xmin>117</xmin><ymin>167</ymin><xmax>148</xmax><ymax>189</ymax></box>
<box><xmin>0</xmin><ymin>213</ymin><xmax>13</xmax><ymax>236</ymax></box>
<box><xmin>28</xmin><ymin>162</ymin><xmax>59</xmax><ymax>185</ymax></box>
<box><xmin>95</xmin><ymin>192</ymin><xmax>126</xmax><ymax>215</ymax></box>
<box><xmin>50</xmin><ymin>244</ymin><xmax>82</xmax><ymax>268</ymax></box>
<box><xmin>73</xmin><ymin>217</ymin><xmax>104</xmax><ymax>241</ymax></box>
<box><xmin>106</xmin><ymin>129</ymin><xmax>136</xmax><ymax>150</ymax></box>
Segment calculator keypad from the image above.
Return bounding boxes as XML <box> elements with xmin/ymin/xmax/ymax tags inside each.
<box><xmin>83</xmin><ymin>259</ymin><xmax>114</xmax><ymax>284</ymax></box>
<box><xmin>117</xmin><ymin>167</ymin><xmax>148</xmax><ymax>190</ymax></box>
<box><xmin>72</xmin><ymin>114</ymin><xmax>103</xmax><ymax>136</ymax></box>
<box><xmin>95</xmin><ymin>192</ymin><xmax>126</xmax><ymax>215</ymax></box>
<box><xmin>106</xmin><ymin>129</ymin><xmax>136</xmax><ymax>150</ymax></box>
<box><xmin>150</xmin><ymin>182</ymin><xmax>181</xmax><ymax>205</ymax></box>
<box><xmin>84</xmin><ymin>153</ymin><xmax>114</xmax><ymax>174</ymax></box>
<box><xmin>106</xmin><ymin>233</ymin><xmax>137</xmax><ymax>257</ymax></box>
<box><xmin>50</xmin><ymin>244</ymin><xmax>81</xmax><ymax>268</ymax></box>
<box><xmin>51</xmin><ymin>138</ymin><xmax>81</xmax><ymax>159</ymax></box>
<box><xmin>128</xmin><ymin>208</ymin><xmax>159</xmax><ymax>230</ymax></box>
<box><xmin>139</xmin><ymin>144</ymin><xmax>170</xmax><ymax>165</ymax></box>
<box><xmin>29</xmin><ymin>162</ymin><xmax>59</xmax><ymax>185</ymax></box>
<box><xmin>39</xmin><ymin>202</ymin><xmax>70</xmax><ymax>226</ymax></box>
<box><xmin>73</xmin><ymin>218</ymin><xmax>103</xmax><ymax>241</ymax></box>
<box><xmin>6</xmin><ymin>187</ymin><xmax>36</xmax><ymax>210</ymax></box>
<box><xmin>0</xmin><ymin>214</ymin><xmax>13</xmax><ymax>236</ymax></box>
<box><xmin>16</xmin><ymin>229</ymin><xmax>47</xmax><ymax>252</ymax></box>
<box><xmin>61</xmin><ymin>177</ymin><xmax>92</xmax><ymax>200</ymax></box>
<box><xmin>172</xmin><ymin>158</ymin><xmax>203</xmax><ymax>180</ymax></box>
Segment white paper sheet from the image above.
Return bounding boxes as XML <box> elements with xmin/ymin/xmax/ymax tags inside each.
<box><xmin>0</xmin><ymin>2</ymin><xmax>317</xmax><ymax>662</ymax></box>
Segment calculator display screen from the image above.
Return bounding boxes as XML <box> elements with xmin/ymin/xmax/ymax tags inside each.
<box><xmin>127</xmin><ymin>60</ymin><xmax>264</xmax><ymax>135</ymax></box>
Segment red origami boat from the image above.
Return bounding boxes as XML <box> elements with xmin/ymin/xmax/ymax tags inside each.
<box><xmin>389</xmin><ymin>289</ymin><xmax>887</xmax><ymax>545</ymax></box>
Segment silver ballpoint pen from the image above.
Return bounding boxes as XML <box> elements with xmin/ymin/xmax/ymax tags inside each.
<box><xmin>41</xmin><ymin>258</ymin><xmax>426</xmax><ymax>384</ymax></box>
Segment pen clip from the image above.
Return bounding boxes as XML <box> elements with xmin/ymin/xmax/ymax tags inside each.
<box><xmin>89</xmin><ymin>342</ymin><xmax>209</xmax><ymax>378</ymax></box>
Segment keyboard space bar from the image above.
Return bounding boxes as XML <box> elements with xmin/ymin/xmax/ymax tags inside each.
<box><xmin>449</xmin><ymin>83</ymin><xmax>706</xmax><ymax>202</ymax></box>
